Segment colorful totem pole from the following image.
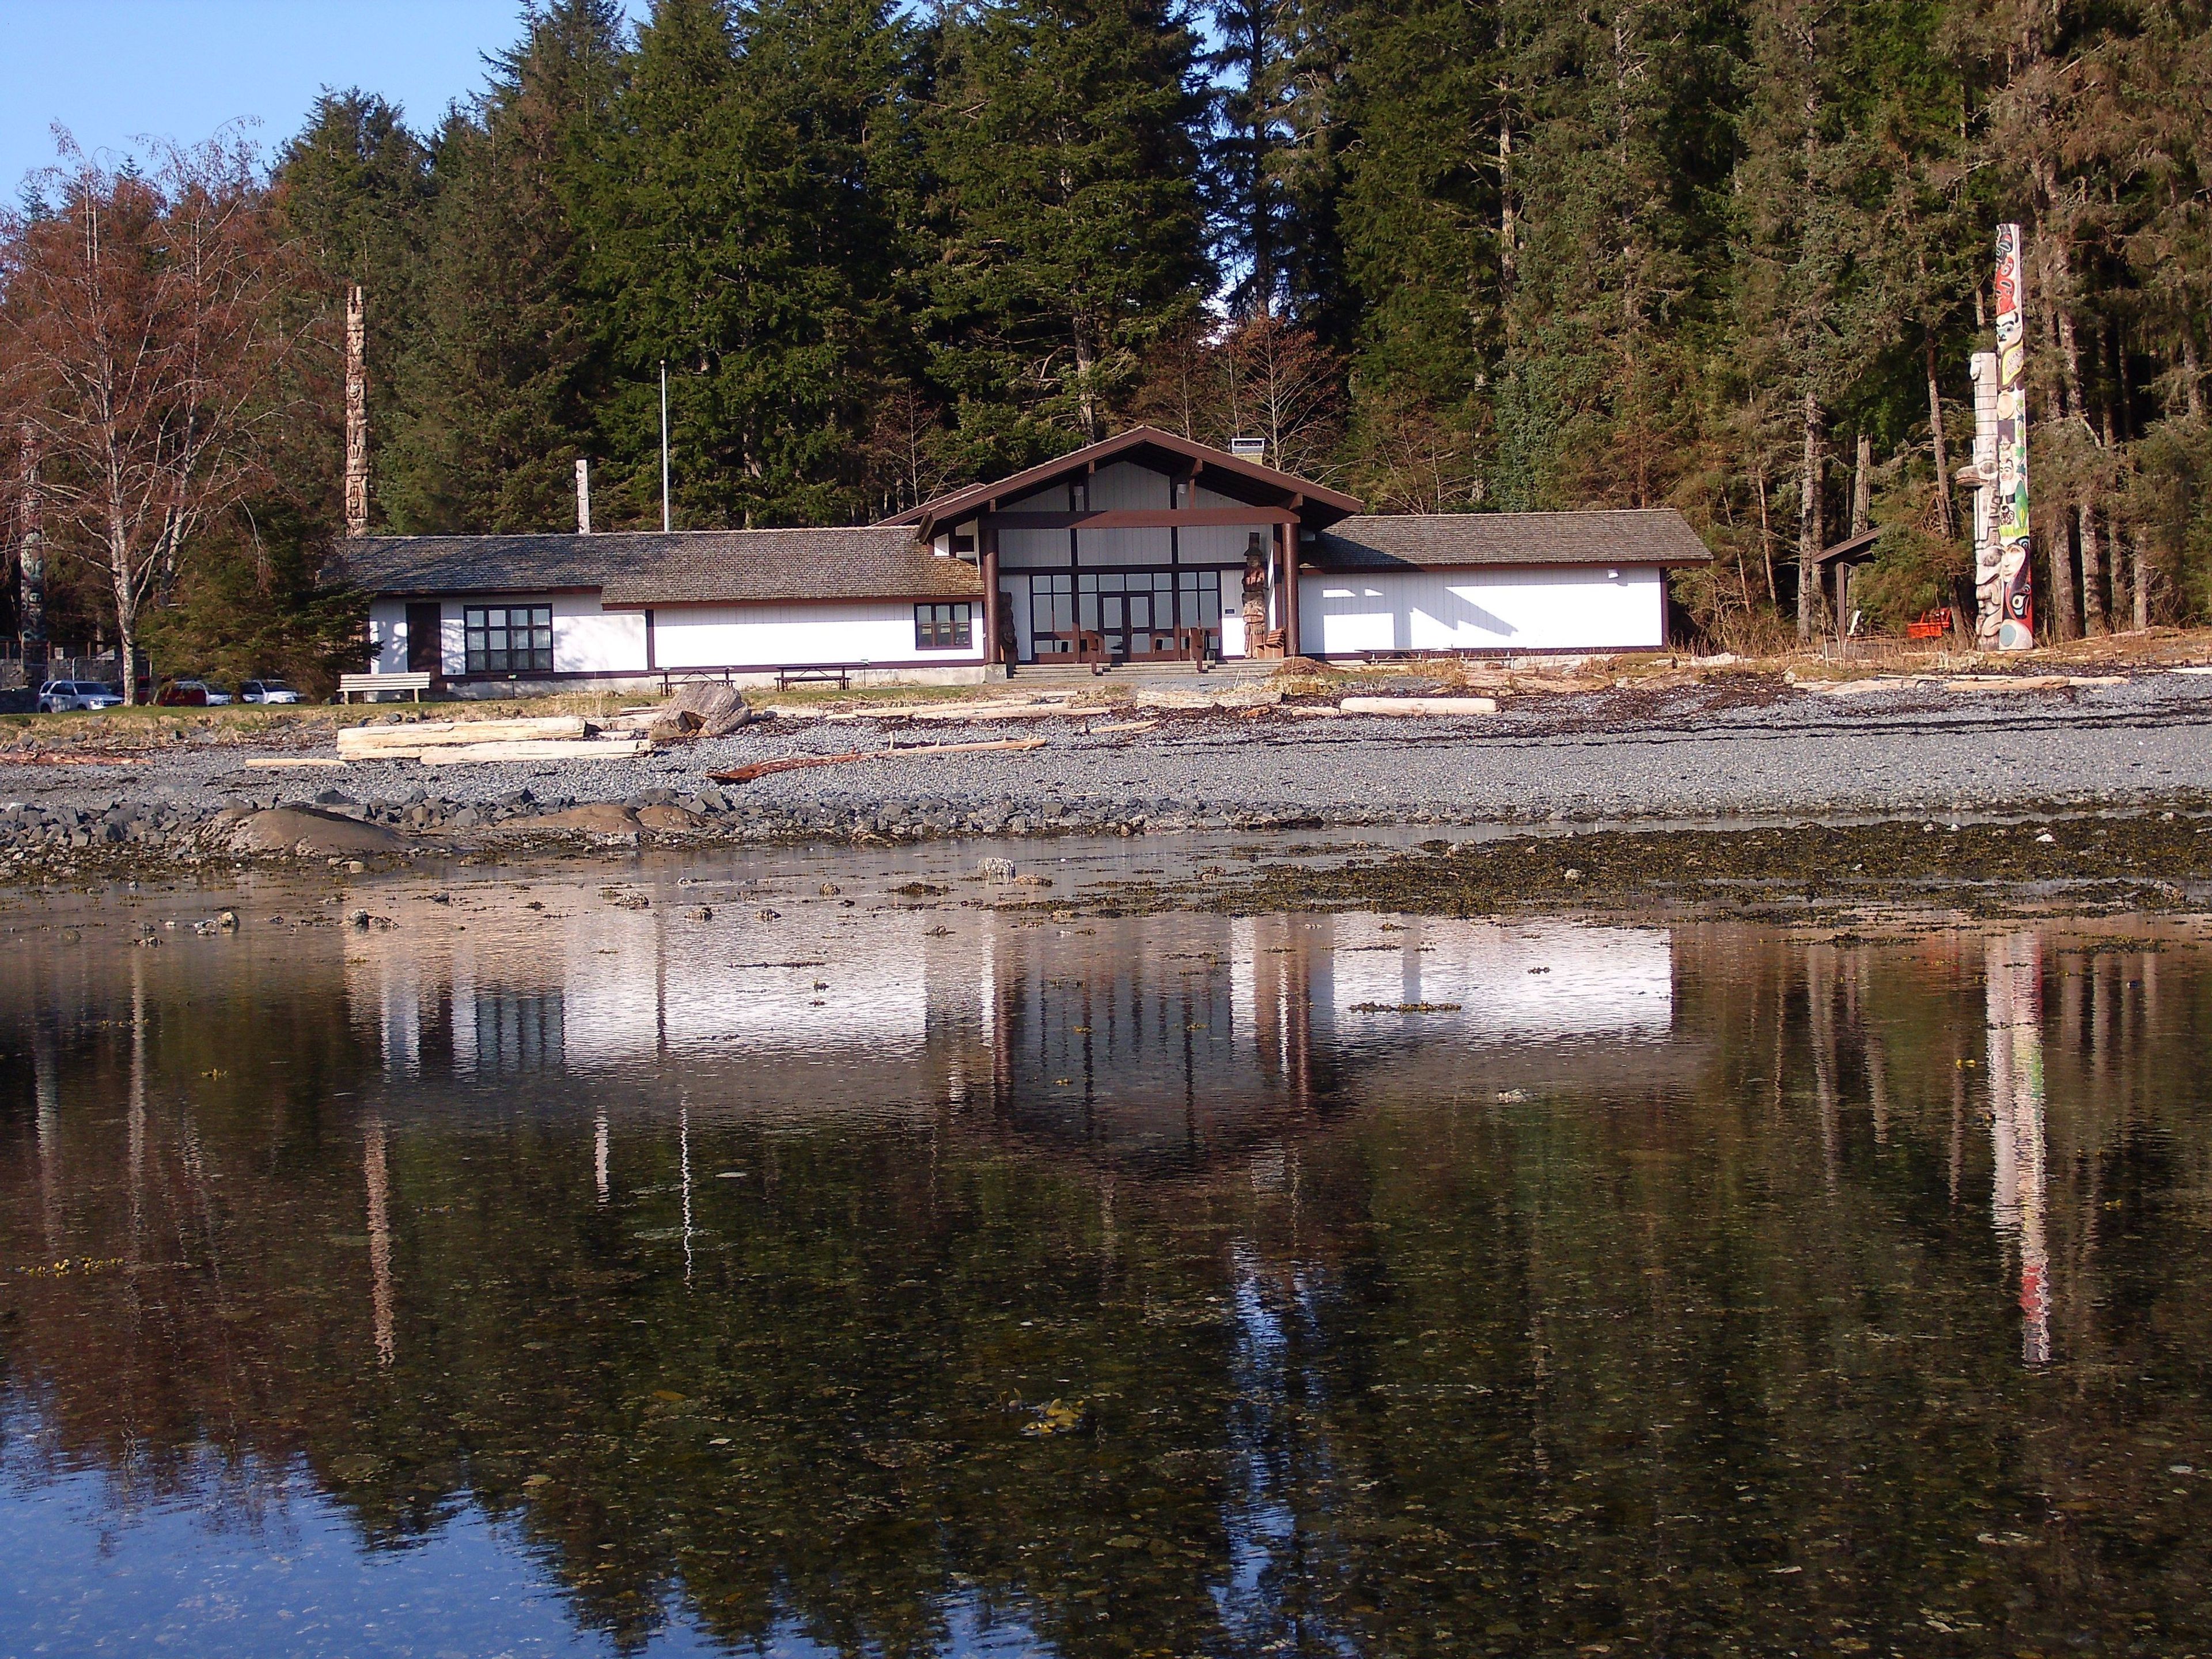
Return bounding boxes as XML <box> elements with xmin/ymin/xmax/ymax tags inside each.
<box><xmin>1978</xmin><ymin>224</ymin><xmax>2035</xmax><ymax>650</ymax></box>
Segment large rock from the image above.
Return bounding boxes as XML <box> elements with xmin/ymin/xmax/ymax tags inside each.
<box><xmin>227</xmin><ymin>806</ymin><xmax>406</xmax><ymax>857</ymax></box>
<box><xmin>528</xmin><ymin>803</ymin><xmax>642</xmax><ymax>833</ymax></box>
<box><xmin>649</xmin><ymin>682</ymin><xmax>755</xmax><ymax>742</ymax></box>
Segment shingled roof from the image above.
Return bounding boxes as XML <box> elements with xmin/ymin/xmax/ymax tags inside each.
<box><xmin>327</xmin><ymin>528</ymin><xmax>982</xmax><ymax>606</ymax></box>
<box><xmin>1312</xmin><ymin>509</ymin><xmax>1711</xmax><ymax>570</ymax></box>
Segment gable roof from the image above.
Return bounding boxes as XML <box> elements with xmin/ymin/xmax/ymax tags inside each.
<box><xmin>882</xmin><ymin>426</ymin><xmax>1364</xmax><ymax>536</ymax></box>
<box><xmin>327</xmin><ymin>528</ymin><xmax>982</xmax><ymax>607</ymax></box>
<box><xmin>1312</xmin><ymin>509</ymin><xmax>1713</xmax><ymax>571</ymax></box>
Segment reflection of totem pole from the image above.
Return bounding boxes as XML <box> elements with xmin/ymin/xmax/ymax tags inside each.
<box><xmin>16</xmin><ymin>427</ymin><xmax>45</xmax><ymax>691</ymax></box>
<box><xmin>1981</xmin><ymin>225</ymin><xmax>2034</xmax><ymax>650</ymax></box>
<box><xmin>1986</xmin><ymin>931</ymin><xmax>2050</xmax><ymax>1366</ymax></box>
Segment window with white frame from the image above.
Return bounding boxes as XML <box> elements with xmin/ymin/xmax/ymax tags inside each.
<box><xmin>914</xmin><ymin>603</ymin><xmax>974</xmax><ymax>650</ymax></box>
<box><xmin>463</xmin><ymin>605</ymin><xmax>553</xmax><ymax>674</ymax></box>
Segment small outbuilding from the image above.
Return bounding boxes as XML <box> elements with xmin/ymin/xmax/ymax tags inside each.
<box><xmin>327</xmin><ymin>427</ymin><xmax>1711</xmax><ymax>695</ymax></box>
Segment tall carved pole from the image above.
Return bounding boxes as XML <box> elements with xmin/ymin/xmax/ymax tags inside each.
<box><xmin>17</xmin><ymin>427</ymin><xmax>46</xmax><ymax>691</ymax></box>
<box><xmin>344</xmin><ymin>285</ymin><xmax>369</xmax><ymax>539</ymax></box>
<box><xmin>1988</xmin><ymin>225</ymin><xmax>2034</xmax><ymax>649</ymax></box>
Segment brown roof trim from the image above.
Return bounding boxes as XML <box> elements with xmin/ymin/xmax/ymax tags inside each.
<box><xmin>880</xmin><ymin>426</ymin><xmax>1363</xmax><ymax>536</ymax></box>
<box><xmin>1813</xmin><ymin>528</ymin><xmax>1882</xmax><ymax>566</ymax></box>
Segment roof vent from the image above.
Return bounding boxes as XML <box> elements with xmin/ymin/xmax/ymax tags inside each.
<box><xmin>1229</xmin><ymin>437</ymin><xmax>1266</xmax><ymax>461</ymax></box>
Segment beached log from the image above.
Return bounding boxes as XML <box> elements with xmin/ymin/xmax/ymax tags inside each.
<box><xmin>418</xmin><ymin>737</ymin><xmax>651</xmax><ymax>766</ymax></box>
<box><xmin>1338</xmin><ymin>696</ymin><xmax>1499</xmax><ymax>716</ymax></box>
<box><xmin>710</xmin><ymin>736</ymin><xmax>1046</xmax><ymax>785</ymax></box>
<box><xmin>337</xmin><ymin>716</ymin><xmax>590</xmax><ymax>752</ymax></box>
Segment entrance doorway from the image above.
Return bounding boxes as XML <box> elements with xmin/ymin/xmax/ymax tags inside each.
<box><xmin>1025</xmin><ymin>570</ymin><xmax>1223</xmax><ymax>663</ymax></box>
<box><xmin>406</xmin><ymin>603</ymin><xmax>444</xmax><ymax>676</ymax></box>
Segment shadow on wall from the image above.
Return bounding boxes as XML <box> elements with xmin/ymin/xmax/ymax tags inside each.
<box><xmin>1313</xmin><ymin>582</ymin><xmax>1522</xmax><ymax>652</ymax></box>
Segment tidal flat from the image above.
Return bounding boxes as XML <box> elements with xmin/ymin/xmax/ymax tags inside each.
<box><xmin>3</xmin><ymin>845</ymin><xmax>2210</xmax><ymax>1657</ymax></box>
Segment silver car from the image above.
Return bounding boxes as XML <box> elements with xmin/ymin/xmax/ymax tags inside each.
<box><xmin>239</xmin><ymin>679</ymin><xmax>302</xmax><ymax>705</ymax></box>
<box><xmin>37</xmin><ymin>680</ymin><xmax>125</xmax><ymax>713</ymax></box>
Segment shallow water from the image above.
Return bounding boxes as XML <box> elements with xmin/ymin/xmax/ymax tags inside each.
<box><xmin>3</xmin><ymin>853</ymin><xmax>2210</xmax><ymax>1658</ymax></box>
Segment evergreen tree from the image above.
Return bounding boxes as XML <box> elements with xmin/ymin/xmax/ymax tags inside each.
<box><xmin>381</xmin><ymin>0</ymin><xmax>627</xmax><ymax>533</ymax></box>
<box><xmin>923</xmin><ymin>0</ymin><xmax>1209</xmax><ymax>465</ymax></box>
<box><xmin>591</xmin><ymin>0</ymin><xmax>910</xmax><ymax>529</ymax></box>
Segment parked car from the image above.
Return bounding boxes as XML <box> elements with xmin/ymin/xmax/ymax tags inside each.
<box><xmin>37</xmin><ymin>680</ymin><xmax>125</xmax><ymax>713</ymax></box>
<box><xmin>239</xmin><ymin>679</ymin><xmax>301</xmax><ymax>704</ymax></box>
<box><xmin>155</xmin><ymin>679</ymin><xmax>210</xmax><ymax>707</ymax></box>
<box><xmin>202</xmin><ymin>684</ymin><xmax>233</xmax><ymax>706</ymax></box>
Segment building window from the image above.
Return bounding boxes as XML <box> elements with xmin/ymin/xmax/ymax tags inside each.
<box><xmin>463</xmin><ymin>604</ymin><xmax>553</xmax><ymax>674</ymax></box>
<box><xmin>915</xmin><ymin>602</ymin><xmax>973</xmax><ymax>650</ymax></box>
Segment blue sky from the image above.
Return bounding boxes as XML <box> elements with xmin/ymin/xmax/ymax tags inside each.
<box><xmin>1</xmin><ymin>1</ymin><xmax>646</xmax><ymax>194</ymax></box>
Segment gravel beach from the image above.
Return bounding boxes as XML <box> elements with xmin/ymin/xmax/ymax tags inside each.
<box><xmin>4</xmin><ymin>667</ymin><xmax>2211</xmax><ymax>878</ymax></box>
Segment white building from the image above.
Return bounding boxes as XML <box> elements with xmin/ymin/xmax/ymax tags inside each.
<box><xmin>332</xmin><ymin>428</ymin><xmax>1711</xmax><ymax>696</ymax></box>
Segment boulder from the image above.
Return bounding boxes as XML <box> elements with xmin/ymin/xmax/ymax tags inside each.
<box><xmin>226</xmin><ymin>807</ymin><xmax>405</xmax><ymax>857</ymax></box>
<box><xmin>649</xmin><ymin>681</ymin><xmax>754</xmax><ymax>742</ymax></box>
<box><xmin>637</xmin><ymin>804</ymin><xmax>707</xmax><ymax>831</ymax></box>
<box><xmin>529</xmin><ymin>803</ymin><xmax>643</xmax><ymax>833</ymax></box>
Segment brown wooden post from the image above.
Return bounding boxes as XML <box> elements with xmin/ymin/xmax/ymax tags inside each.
<box><xmin>980</xmin><ymin>521</ymin><xmax>1001</xmax><ymax>667</ymax></box>
<box><xmin>1280</xmin><ymin>520</ymin><xmax>1302</xmax><ymax>660</ymax></box>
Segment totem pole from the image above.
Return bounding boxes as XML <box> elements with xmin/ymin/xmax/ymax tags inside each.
<box><xmin>16</xmin><ymin>427</ymin><xmax>46</xmax><ymax>691</ymax></box>
<box><xmin>1981</xmin><ymin>225</ymin><xmax>2034</xmax><ymax>650</ymax></box>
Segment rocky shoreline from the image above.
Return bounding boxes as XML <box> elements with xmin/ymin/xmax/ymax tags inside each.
<box><xmin>6</xmin><ymin>662</ymin><xmax>2212</xmax><ymax>891</ymax></box>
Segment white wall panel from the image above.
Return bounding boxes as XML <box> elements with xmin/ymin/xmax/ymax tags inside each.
<box><xmin>368</xmin><ymin>599</ymin><xmax>408</xmax><ymax>672</ymax></box>
<box><xmin>1075</xmin><ymin>526</ymin><xmax>1173</xmax><ymax>566</ymax></box>
<box><xmin>653</xmin><ymin>600</ymin><xmax>982</xmax><ymax>669</ymax></box>
<box><xmin>554</xmin><ymin>594</ymin><xmax>647</xmax><ymax>673</ymax></box>
<box><xmin>1087</xmin><ymin>460</ymin><xmax>1171</xmax><ymax>510</ymax></box>
<box><xmin>998</xmin><ymin>528</ymin><xmax>1070</xmax><ymax>569</ymax></box>
<box><xmin>1176</xmin><ymin>523</ymin><xmax>1267</xmax><ymax>565</ymax></box>
<box><xmin>1301</xmin><ymin>564</ymin><xmax>1666</xmax><ymax>656</ymax></box>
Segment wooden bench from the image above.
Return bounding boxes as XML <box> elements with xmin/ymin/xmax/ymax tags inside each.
<box><xmin>776</xmin><ymin>666</ymin><xmax>851</xmax><ymax>691</ymax></box>
<box><xmin>339</xmin><ymin>671</ymin><xmax>431</xmax><ymax>703</ymax></box>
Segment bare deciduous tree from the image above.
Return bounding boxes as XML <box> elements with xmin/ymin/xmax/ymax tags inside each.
<box><xmin>0</xmin><ymin>135</ymin><xmax>307</xmax><ymax>702</ymax></box>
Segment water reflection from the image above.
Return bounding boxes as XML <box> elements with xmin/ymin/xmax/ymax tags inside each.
<box><xmin>1</xmin><ymin>870</ymin><xmax>2208</xmax><ymax>1657</ymax></box>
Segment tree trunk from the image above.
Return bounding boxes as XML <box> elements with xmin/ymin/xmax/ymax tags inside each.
<box><xmin>1798</xmin><ymin>391</ymin><xmax>1824</xmax><ymax>642</ymax></box>
<box><xmin>2185</xmin><ymin>334</ymin><xmax>2205</xmax><ymax>423</ymax></box>
<box><xmin>2043</xmin><ymin>501</ymin><xmax>2077</xmax><ymax>643</ymax></box>
<box><xmin>2077</xmin><ymin>503</ymin><xmax>2106</xmax><ymax>634</ymax></box>
<box><xmin>2053</xmin><ymin>302</ymin><xmax>2107</xmax><ymax>635</ymax></box>
<box><xmin>2128</xmin><ymin>525</ymin><xmax>2150</xmax><ymax>631</ymax></box>
<box><xmin>111</xmin><ymin>544</ymin><xmax>139</xmax><ymax>706</ymax></box>
<box><xmin>1753</xmin><ymin>440</ymin><xmax>1776</xmax><ymax>603</ymax></box>
<box><xmin>1497</xmin><ymin>102</ymin><xmax>1517</xmax><ymax>297</ymax></box>
<box><xmin>1850</xmin><ymin>431</ymin><xmax>1872</xmax><ymax>537</ymax></box>
<box><xmin>1072</xmin><ymin>312</ymin><xmax>1099</xmax><ymax>440</ymax></box>
<box><xmin>1926</xmin><ymin>332</ymin><xmax>1957</xmax><ymax>537</ymax></box>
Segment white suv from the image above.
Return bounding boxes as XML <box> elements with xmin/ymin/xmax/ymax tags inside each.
<box><xmin>37</xmin><ymin>680</ymin><xmax>125</xmax><ymax>713</ymax></box>
<box><xmin>239</xmin><ymin>679</ymin><xmax>302</xmax><ymax>704</ymax></box>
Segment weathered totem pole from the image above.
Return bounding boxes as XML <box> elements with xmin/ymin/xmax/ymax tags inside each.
<box><xmin>345</xmin><ymin>284</ymin><xmax>369</xmax><ymax>539</ymax></box>
<box><xmin>1972</xmin><ymin>225</ymin><xmax>2035</xmax><ymax>650</ymax></box>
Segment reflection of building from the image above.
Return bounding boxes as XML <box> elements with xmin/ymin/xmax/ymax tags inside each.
<box><xmin>1986</xmin><ymin>932</ymin><xmax>2050</xmax><ymax>1365</ymax></box>
<box><xmin>340</xmin><ymin>894</ymin><xmax>1677</xmax><ymax>1169</ymax></box>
